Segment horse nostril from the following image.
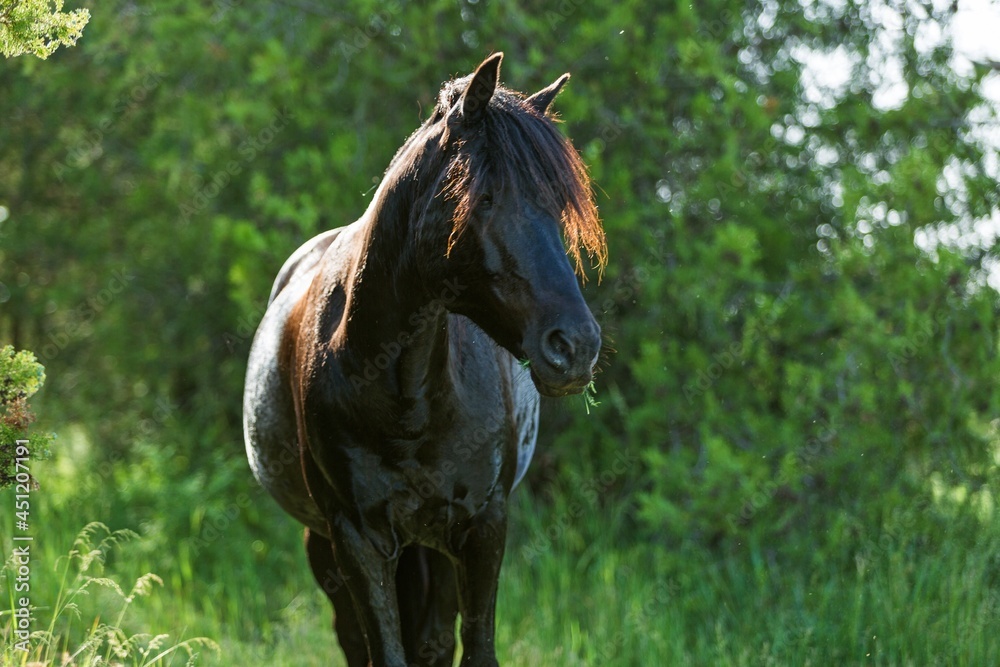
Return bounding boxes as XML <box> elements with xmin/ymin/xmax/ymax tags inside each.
<box><xmin>542</xmin><ymin>329</ymin><xmax>575</xmax><ymax>372</ymax></box>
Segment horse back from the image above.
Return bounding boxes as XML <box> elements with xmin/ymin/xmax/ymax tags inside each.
<box><xmin>268</xmin><ymin>227</ymin><xmax>342</xmax><ymax>304</ymax></box>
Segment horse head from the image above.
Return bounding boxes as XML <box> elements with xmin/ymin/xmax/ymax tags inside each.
<box><xmin>414</xmin><ymin>53</ymin><xmax>606</xmax><ymax>397</ymax></box>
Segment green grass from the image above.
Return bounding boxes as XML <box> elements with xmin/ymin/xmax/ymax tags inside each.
<box><xmin>1</xmin><ymin>522</ymin><xmax>219</xmax><ymax>666</ymax></box>
<box><xmin>2</xmin><ymin>455</ymin><xmax>998</xmax><ymax>665</ymax></box>
<box><xmin>517</xmin><ymin>357</ymin><xmax>601</xmax><ymax>415</ymax></box>
<box><xmin>501</xmin><ymin>490</ymin><xmax>1000</xmax><ymax>666</ymax></box>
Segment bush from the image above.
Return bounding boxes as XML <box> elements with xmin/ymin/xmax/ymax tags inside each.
<box><xmin>0</xmin><ymin>345</ymin><xmax>51</xmax><ymax>489</ymax></box>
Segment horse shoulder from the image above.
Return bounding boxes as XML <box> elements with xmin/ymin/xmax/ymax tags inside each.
<box><xmin>268</xmin><ymin>227</ymin><xmax>344</xmax><ymax>304</ymax></box>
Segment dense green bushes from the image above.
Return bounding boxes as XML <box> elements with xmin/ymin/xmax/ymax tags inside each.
<box><xmin>1</xmin><ymin>0</ymin><xmax>999</xmax><ymax>661</ymax></box>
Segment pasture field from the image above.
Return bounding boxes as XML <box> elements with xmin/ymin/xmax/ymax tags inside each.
<box><xmin>3</xmin><ymin>451</ymin><xmax>997</xmax><ymax>666</ymax></box>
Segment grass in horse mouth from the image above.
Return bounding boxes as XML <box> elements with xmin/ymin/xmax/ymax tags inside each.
<box><xmin>518</xmin><ymin>358</ymin><xmax>599</xmax><ymax>413</ymax></box>
<box><xmin>582</xmin><ymin>380</ymin><xmax>600</xmax><ymax>415</ymax></box>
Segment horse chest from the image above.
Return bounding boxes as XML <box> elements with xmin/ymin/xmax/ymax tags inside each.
<box><xmin>337</xmin><ymin>419</ymin><xmax>511</xmax><ymax>544</ymax></box>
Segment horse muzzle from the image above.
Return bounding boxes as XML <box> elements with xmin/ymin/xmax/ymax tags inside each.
<box><xmin>523</xmin><ymin>316</ymin><xmax>601</xmax><ymax>397</ymax></box>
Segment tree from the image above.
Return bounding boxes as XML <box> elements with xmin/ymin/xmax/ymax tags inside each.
<box><xmin>0</xmin><ymin>0</ymin><xmax>89</xmax><ymax>59</ymax></box>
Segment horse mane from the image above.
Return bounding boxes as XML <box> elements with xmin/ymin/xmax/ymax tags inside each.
<box><xmin>428</xmin><ymin>75</ymin><xmax>607</xmax><ymax>279</ymax></box>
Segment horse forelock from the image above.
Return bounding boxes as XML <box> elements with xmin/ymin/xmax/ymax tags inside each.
<box><xmin>380</xmin><ymin>76</ymin><xmax>606</xmax><ymax>280</ymax></box>
<box><xmin>434</xmin><ymin>82</ymin><xmax>606</xmax><ymax>278</ymax></box>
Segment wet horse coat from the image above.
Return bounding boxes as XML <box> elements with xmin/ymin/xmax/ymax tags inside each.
<box><xmin>243</xmin><ymin>53</ymin><xmax>605</xmax><ymax>666</ymax></box>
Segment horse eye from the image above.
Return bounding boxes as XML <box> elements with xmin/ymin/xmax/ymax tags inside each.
<box><xmin>479</xmin><ymin>194</ymin><xmax>494</xmax><ymax>210</ymax></box>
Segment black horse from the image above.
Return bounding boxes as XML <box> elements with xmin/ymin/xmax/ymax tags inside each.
<box><xmin>243</xmin><ymin>53</ymin><xmax>606</xmax><ymax>666</ymax></box>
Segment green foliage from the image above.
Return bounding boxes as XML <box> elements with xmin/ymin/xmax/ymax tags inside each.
<box><xmin>0</xmin><ymin>345</ymin><xmax>44</xmax><ymax>402</ymax></box>
<box><xmin>0</xmin><ymin>0</ymin><xmax>89</xmax><ymax>59</ymax></box>
<box><xmin>0</xmin><ymin>345</ymin><xmax>51</xmax><ymax>488</ymax></box>
<box><xmin>1</xmin><ymin>522</ymin><xmax>218</xmax><ymax>666</ymax></box>
<box><xmin>0</xmin><ymin>0</ymin><xmax>998</xmax><ymax>662</ymax></box>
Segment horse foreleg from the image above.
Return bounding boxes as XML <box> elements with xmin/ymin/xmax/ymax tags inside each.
<box><xmin>326</xmin><ymin>514</ymin><xmax>409</xmax><ymax>667</ymax></box>
<box><xmin>305</xmin><ymin>527</ymin><xmax>369</xmax><ymax>667</ymax></box>
<box><xmin>397</xmin><ymin>545</ymin><xmax>459</xmax><ymax>666</ymax></box>
<box><xmin>453</xmin><ymin>500</ymin><xmax>508</xmax><ymax>667</ymax></box>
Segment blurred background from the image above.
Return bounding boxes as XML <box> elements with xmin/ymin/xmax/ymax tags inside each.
<box><xmin>2</xmin><ymin>0</ymin><xmax>1000</xmax><ymax>664</ymax></box>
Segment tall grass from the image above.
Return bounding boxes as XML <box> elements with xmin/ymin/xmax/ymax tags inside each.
<box><xmin>1</xmin><ymin>522</ymin><xmax>218</xmax><ymax>666</ymax></box>
<box><xmin>496</xmin><ymin>490</ymin><xmax>1000</xmax><ymax>666</ymax></box>
<box><xmin>3</xmin><ymin>448</ymin><xmax>998</xmax><ymax>665</ymax></box>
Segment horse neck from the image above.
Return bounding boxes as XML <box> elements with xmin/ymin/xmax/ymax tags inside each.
<box><xmin>337</xmin><ymin>167</ymin><xmax>456</xmax><ymax>424</ymax></box>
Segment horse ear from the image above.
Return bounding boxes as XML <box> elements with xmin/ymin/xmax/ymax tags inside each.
<box><xmin>526</xmin><ymin>73</ymin><xmax>570</xmax><ymax>116</ymax></box>
<box><xmin>461</xmin><ymin>52</ymin><xmax>503</xmax><ymax>123</ymax></box>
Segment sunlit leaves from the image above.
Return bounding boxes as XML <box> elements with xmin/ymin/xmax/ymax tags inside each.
<box><xmin>0</xmin><ymin>0</ymin><xmax>89</xmax><ymax>59</ymax></box>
